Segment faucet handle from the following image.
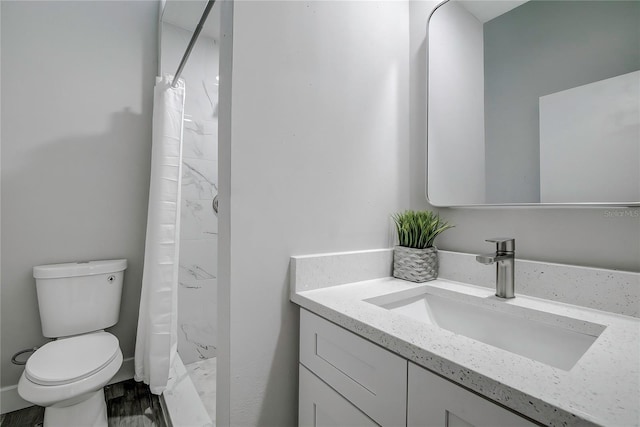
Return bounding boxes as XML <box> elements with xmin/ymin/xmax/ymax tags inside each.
<box><xmin>486</xmin><ymin>237</ymin><xmax>515</xmax><ymax>253</ymax></box>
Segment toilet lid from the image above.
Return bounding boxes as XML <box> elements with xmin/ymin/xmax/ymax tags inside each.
<box><xmin>25</xmin><ymin>332</ymin><xmax>120</xmax><ymax>386</ymax></box>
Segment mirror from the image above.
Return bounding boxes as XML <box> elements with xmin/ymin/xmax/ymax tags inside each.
<box><xmin>427</xmin><ymin>0</ymin><xmax>640</xmax><ymax>206</ymax></box>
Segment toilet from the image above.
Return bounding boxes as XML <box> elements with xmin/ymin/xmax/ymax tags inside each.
<box><xmin>18</xmin><ymin>259</ymin><xmax>127</xmax><ymax>427</ymax></box>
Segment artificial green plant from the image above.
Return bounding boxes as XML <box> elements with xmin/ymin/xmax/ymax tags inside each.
<box><xmin>392</xmin><ymin>210</ymin><xmax>454</xmax><ymax>249</ymax></box>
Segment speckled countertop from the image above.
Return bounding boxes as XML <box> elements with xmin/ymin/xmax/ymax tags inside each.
<box><xmin>291</xmin><ymin>272</ymin><xmax>640</xmax><ymax>426</ymax></box>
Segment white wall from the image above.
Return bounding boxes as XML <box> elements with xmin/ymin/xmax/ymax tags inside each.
<box><xmin>539</xmin><ymin>71</ymin><xmax>640</xmax><ymax>203</ymax></box>
<box><xmin>1</xmin><ymin>0</ymin><xmax>157</xmax><ymax>391</ymax></box>
<box><xmin>427</xmin><ymin>1</ymin><xmax>485</xmax><ymax>205</ymax></box>
<box><xmin>161</xmin><ymin>22</ymin><xmax>219</xmax><ymax>364</ymax></box>
<box><xmin>483</xmin><ymin>0</ymin><xmax>639</xmax><ymax>204</ymax></box>
<box><xmin>218</xmin><ymin>1</ymin><xmax>410</xmax><ymax>425</ymax></box>
<box><xmin>410</xmin><ymin>0</ymin><xmax>640</xmax><ymax>272</ymax></box>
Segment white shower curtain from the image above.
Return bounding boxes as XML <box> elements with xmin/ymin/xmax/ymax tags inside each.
<box><xmin>135</xmin><ymin>75</ymin><xmax>185</xmax><ymax>395</ymax></box>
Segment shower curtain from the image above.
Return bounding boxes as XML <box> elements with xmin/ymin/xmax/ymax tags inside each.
<box><xmin>135</xmin><ymin>75</ymin><xmax>185</xmax><ymax>395</ymax></box>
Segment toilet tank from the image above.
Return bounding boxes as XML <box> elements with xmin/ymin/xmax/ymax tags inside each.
<box><xmin>33</xmin><ymin>259</ymin><xmax>127</xmax><ymax>338</ymax></box>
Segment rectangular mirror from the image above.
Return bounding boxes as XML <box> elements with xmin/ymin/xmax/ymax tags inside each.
<box><xmin>427</xmin><ymin>0</ymin><xmax>640</xmax><ymax>206</ymax></box>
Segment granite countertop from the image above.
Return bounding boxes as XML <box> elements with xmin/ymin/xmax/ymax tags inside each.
<box><xmin>291</xmin><ymin>276</ymin><xmax>640</xmax><ymax>426</ymax></box>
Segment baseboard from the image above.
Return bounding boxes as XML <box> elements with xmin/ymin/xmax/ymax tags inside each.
<box><xmin>110</xmin><ymin>357</ymin><xmax>135</xmax><ymax>385</ymax></box>
<box><xmin>0</xmin><ymin>385</ymin><xmax>31</xmax><ymax>414</ymax></box>
<box><xmin>0</xmin><ymin>357</ymin><xmax>135</xmax><ymax>415</ymax></box>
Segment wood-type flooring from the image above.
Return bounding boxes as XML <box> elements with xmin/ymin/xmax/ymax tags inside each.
<box><xmin>0</xmin><ymin>379</ymin><xmax>168</xmax><ymax>427</ymax></box>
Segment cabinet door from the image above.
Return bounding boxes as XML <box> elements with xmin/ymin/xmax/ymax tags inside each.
<box><xmin>299</xmin><ymin>364</ymin><xmax>380</xmax><ymax>427</ymax></box>
<box><xmin>300</xmin><ymin>309</ymin><xmax>406</xmax><ymax>427</ymax></box>
<box><xmin>408</xmin><ymin>362</ymin><xmax>538</xmax><ymax>427</ymax></box>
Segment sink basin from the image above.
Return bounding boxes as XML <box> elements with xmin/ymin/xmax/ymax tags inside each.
<box><xmin>366</xmin><ymin>288</ymin><xmax>605</xmax><ymax>370</ymax></box>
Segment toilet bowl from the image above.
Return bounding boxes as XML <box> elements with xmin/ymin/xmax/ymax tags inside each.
<box><xmin>18</xmin><ymin>331</ymin><xmax>123</xmax><ymax>427</ymax></box>
<box><xmin>18</xmin><ymin>259</ymin><xmax>127</xmax><ymax>427</ymax></box>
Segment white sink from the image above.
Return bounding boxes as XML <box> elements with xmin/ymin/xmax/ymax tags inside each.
<box><xmin>366</xmin><ymin>287</ymin><xmax>605</xmax><ymax>370</ymax></box>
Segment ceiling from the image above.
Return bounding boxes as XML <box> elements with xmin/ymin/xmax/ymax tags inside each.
<box><xmin>458</xmin><ymin>0</ymin><xmax>529</xmax><ymax>23</ymax></box>
<box><xmin>161</xmin><ymin>0</ymin><xmax>528</xmax><ymax>42</ymax></box>
<box><xmin>162</xmin><ymin>0</ymin><xmax>221</xmax><ymax>40</ymax></box>
<box><xmin>162</xmin><ymin>0</ymin><xmax>527</xmax><ymax>39</ymax></box>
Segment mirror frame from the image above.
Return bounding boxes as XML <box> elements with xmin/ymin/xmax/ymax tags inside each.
<box><xmin>425</xmin><ymin>0</ymin><xmax>640</xmax><ymax>208</ymax></box>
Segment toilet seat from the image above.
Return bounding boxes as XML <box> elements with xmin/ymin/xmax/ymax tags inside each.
<box><xmin>18</xmin><ymin>332</ymin><xmax>123</xmax><ymax>408</ymax></box>
<box><xmin>26</xmin><ymin>332</ymin><xmax>119</xmax><ymax>386</ymax></box>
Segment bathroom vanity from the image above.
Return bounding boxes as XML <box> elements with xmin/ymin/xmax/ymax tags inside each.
<box><xmin>299</xmin><ymin>309</ymin><xmax>536</xmax><ymax>426</ymax></box>
<box><xmin>290</xmin><ymin>249</ymin><xmax>640</xmax><ymax>427</ymax></box>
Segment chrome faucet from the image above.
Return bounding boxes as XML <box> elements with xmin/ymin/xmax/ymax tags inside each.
<box><xmin>476</xmin><ymin>238</ymin><xmax>515</xmax><ymax>299</ymax></box>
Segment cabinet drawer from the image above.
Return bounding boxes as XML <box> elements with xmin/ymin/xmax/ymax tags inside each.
<box><xmin>408</xmin><ymin>362</ymin><xmax>538</xmax><ymax>427</ymax></box>
<box><xmin>300</xmin><ymin>309</ymin><xmax>407</xmax><ymax>427</ymax></box>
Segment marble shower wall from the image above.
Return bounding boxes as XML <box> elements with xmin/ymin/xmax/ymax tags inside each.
<box><xmin>162</xmin><ymin>22</ymin><xmax>219</xmax><ymax>363</ymax></box>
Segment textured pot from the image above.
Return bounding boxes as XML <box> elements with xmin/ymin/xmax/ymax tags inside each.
<box><xmin>393</xmin><ymin>245</ymin><xmax>438</xmax><ymax>283</ymax></box>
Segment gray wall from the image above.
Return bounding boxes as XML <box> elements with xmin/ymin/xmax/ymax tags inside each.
<box><xmin>1</xmin><ymin>1</ymin><xmax>157</xmax><ymax>388</ymax></box>
<box><xmin>218</xmin><ymin>1</ymin><xmax>410</xmax><ymax>425</ymax></box>
<box><xmin>484</xmin><ymin>0</ymin><xmax>640</xmax><ymax>203</ymax></box>
<box><xmin>410</xmin><ymin>0</ymin><xmax>640</xmax><ymax>273</ymax></box>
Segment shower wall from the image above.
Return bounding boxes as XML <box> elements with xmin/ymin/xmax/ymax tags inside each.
<box><xmin>161</xmin><ymin>22</ymin><xmax>219</xmax><ymax>363</ymax></box>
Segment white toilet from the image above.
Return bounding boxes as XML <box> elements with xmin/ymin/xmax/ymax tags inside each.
<box><xmin>18</xmin><ymin>259</ymin><xmax>127</xmax><ymax>427</ymax></box>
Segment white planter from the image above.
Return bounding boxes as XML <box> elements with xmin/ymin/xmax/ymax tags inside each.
<box><xmin>393</xmin><ymin>246</ymin><xmax>438</xmax><ymax>283</ymax></box>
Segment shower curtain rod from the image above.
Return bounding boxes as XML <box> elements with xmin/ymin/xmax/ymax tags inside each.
<box><xmin>171</xmin><ymin>0</ymin><xmax>216</xmax><ymax>88</ymax></box>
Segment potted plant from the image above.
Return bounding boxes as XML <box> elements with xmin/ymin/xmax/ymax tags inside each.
<box><xmin>392</xmin><ymin>210</ymin><xmax>454</xmax><ymax>282</ymax></box>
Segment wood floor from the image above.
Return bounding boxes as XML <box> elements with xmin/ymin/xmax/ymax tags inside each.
<box><xmin>0</xmin><ymin>379</ymin><xmax>168</xmax><ymax>427</ymax></box>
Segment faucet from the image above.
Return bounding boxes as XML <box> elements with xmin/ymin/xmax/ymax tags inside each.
<box><xmin>476</xmin><ymin>238</ymin><xmax>515</xmax><ymax>299</ymax></box>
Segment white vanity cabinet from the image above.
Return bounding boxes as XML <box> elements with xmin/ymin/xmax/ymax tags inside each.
<box><xmin>299</xmin><ymin>364</ymin><xmax>379</xmax><ymax>427</ymax></box>
<box><xmin>407</xmin><ymin>362</ymin><xmax>538</xmax><ymax>427</ymax></box>
<box><xmin>299</xmin><ymin>309</ymin><xmax>407</xmax><ymax>427</ymax></box>
<box><xmin>299</xmin><ymin>309</ymin><xmax>538</xmax><ymax>427</ymax></box>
